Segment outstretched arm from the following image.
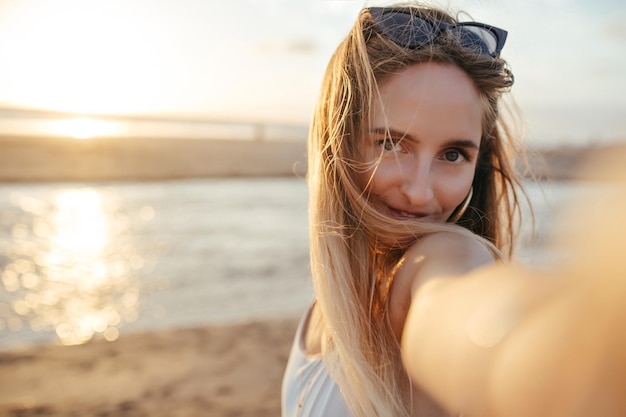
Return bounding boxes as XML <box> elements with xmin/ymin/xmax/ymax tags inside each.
<box><xmin>400</xmin><ymin>194</ymin><xmax>626</xmax><ymax>417</ymax></box>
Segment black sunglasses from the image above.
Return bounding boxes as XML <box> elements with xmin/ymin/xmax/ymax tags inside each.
<box><xmin>368</xmin><ymin>7</ymin><xmax>508</xmax><ymax>58</ymax></box>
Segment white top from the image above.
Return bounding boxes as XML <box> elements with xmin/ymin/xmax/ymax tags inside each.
<box><xmin>281</xmin><ymin>306</ymin><xmax>353</xmax><ymax>417</ymax></box>
<box><xmin>282</xmin><ymin>306</ymin><xmax>462</xmax><ymax>417</ymax></box>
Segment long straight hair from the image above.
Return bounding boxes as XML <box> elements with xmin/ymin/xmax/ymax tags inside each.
<box><xmin>307</xmin><ymin>4</ymin><xmax>526</xmax><ymax>416</ymax></box>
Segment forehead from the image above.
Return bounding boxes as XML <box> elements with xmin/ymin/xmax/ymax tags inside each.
<box><xmin>371</xmin><ymin>62</ymin><xmax>483</xmax><ymax>142</ymax></box>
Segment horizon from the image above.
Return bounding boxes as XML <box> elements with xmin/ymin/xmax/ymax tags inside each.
<box><xmin>0</xmin><ymin>107</ymin><xmax>622</xmax><ymax>149</ymax></box>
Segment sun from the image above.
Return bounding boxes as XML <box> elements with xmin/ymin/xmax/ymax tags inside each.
<box><xmin>53</xmin><ymin>117</ymin><xmax>124</xmax><ymax>140</ymax></box>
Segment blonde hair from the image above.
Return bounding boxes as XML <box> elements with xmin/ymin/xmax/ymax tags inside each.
<box><xmin>307</xmin><ymin>4</ymin><xmax>527</xmax><ymax>417</ymax></box>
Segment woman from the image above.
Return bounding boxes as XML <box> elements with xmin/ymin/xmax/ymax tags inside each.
<box><xmin>282</xmin><ymin>4</ymin><xmax>625</xmax><ymax>417</ymax></box>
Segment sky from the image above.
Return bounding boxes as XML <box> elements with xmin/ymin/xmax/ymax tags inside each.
<box><xmin>0</xmin><ymin>0</ymin><xmax>625</xmax><ymax>147</ymax></box>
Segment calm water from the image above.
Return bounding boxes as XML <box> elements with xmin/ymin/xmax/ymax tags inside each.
<box><xmin>0</xmin><ymin>177</ymin><xmax>577</xmax><ymax>350</ymax></box>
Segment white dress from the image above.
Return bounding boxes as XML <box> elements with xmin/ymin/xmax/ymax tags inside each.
<box><xmin>281</xmin><ymin>305</ymin><xmax>462</xmax><ymax>417</ymax></box>
<box><xmin>281</xmin><ymin>306</ymin><xmax>352</xmax><ymax>417</ymax></box>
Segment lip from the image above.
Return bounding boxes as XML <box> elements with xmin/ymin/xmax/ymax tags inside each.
<box><xmin>387</xmin><ymin>206</ymin><xmax>431</xmax><ymax>220</ymax></box>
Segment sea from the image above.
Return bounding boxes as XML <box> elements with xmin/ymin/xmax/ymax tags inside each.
<box><xmin>0</xmin><ymin>177</ymin><xmax>585</xmax><ymax>350</ymax></box>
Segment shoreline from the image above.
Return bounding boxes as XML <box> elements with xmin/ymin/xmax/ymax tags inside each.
<box><xmin>0</xmin><ymin>317</ymin><xmax>300</xmax><ymax>417</ymax></box>
<box><xmin>0</xmin><ymin>135</ymin><xmax>308</xmax><ymax>182</ymax></box>
<box><xmin>0</xmin><ymin>134</ymin><xmax>624</xmax><ymax>183</ymax></box>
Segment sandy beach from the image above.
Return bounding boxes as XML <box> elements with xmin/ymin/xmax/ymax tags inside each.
<box><xmin>0</xmin><ymin>317</ymin><xmax>299</xmax><ymax>417</ymax></box>
<box><xmin>0</xmin><ymin>135</ymin><xmax>307</xmax><ymax>182</ymax></box>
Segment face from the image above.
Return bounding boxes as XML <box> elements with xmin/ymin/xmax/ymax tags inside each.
<box><xmin>360</xmin><ymin>62</ymin><xmax>482</xmax><ymax>223</ymax></box>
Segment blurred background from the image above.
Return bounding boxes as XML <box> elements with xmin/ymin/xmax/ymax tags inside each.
<box><xmin>0</xmin><ymin>0</ymin><xmax>625</xmax><ymax>350</ymax></box>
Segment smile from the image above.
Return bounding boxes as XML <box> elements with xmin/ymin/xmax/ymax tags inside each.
<box><xmin>388</xmin><ymin>207</ymin><xmax>430</xmax><ymax>220</ymax></box>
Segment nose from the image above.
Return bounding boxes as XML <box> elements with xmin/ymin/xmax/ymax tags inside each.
<box><xmin>400</xmin><ymin>162</ymin><xmax>434</xmax><ymax>207</ymax></box>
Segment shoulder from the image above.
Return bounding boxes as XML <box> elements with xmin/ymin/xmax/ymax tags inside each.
<box><xmin>388</xmin><ymin>231</ymin><xmax>495</xmax><ymax>340</ymax></box>
<box><xmin>399</xmin><ymin>231</ymin><xmax>495</xmax><ymax>287</ymax></box>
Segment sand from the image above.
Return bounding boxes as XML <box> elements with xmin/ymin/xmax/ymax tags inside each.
<box><xmin>0</xmin><ymin>135</ymin><xmax>307</xmax><ymax>182</ymax></box>
<box><xmin>2</xmin><ymin>134</ymin><xmax>626</xmax><ymax>183</ymax></box>
<box><xmin>0</xmin><ymin>317</ymin><xmax>300</xmax><ymax>417</ymax></box>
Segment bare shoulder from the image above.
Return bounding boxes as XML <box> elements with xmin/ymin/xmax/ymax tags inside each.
<box><xmin>388</xmin><ymin>231</ymin><xmax>495</xmax><ymax>340</ymax></box>
<box><xmin>409</xmin><ymin>231</ymin><xmax>493</xmax><ymax>259</ymax></box>
<box><xmin>399</xmin><ymin>231</ymin><xmax>495</xmax><ymax>293</ymax></box>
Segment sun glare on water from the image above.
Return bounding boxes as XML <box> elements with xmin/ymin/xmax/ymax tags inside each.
<box><xmin>1</xmin><ymin>187</ymin><xmax>147</xmax><ymax>346</ymax></box>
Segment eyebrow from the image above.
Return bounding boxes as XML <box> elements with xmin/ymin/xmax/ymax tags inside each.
<box><xmin>368</xmin><ymin>127</ymin><xmax>480</xmax><ymax>150</ymax></box>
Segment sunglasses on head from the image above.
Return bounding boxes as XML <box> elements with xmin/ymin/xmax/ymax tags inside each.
<box><xmin>368</xmin><ymin>7</ymin><xmax>508</xmax><ymax>58</ymax></box>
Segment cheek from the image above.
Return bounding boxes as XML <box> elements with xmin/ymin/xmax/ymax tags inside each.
<box><xmin>437</xmin><ymin>167</ymin><xmax>476</xmax><ymax>211</ymax></box>
<box><xmin>365</xmin><ymin>161</ymin><xmax>403</xmax><ymax>197</ymax></box>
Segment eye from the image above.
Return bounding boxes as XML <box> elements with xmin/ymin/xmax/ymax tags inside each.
<box><xmin>377</xmin><ymin>137</ymin><xmax>403</xmax><ymax>153</ymax></box>
<box><xmin>442</xmin><ymin>149</ymin><xmax>469</xmax><ymax>163</ymax></box>
<box><xmin>445</xmin><ymin>150</ymin><xmax>460</xmax><ymax>162</ymax></box>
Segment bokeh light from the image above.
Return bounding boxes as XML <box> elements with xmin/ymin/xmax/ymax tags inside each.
<box><xmin>0</xmin><ymin>186</ymin><xmax>153</xmax><ymax>346</ymax></box>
